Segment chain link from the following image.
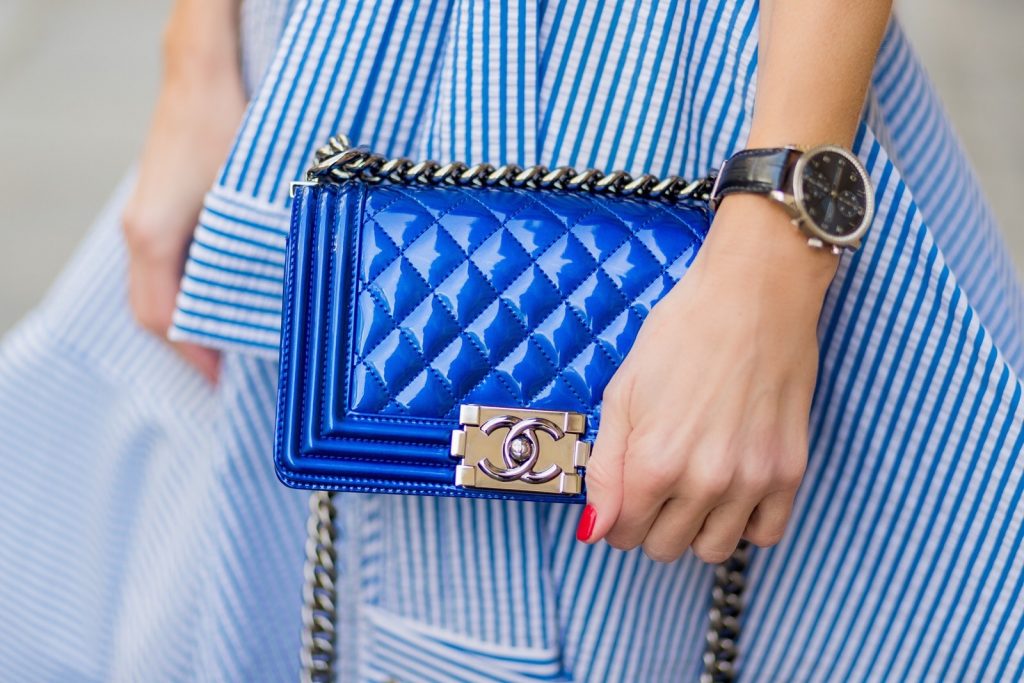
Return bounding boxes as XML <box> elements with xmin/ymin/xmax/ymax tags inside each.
<box><xmin>300</xmin><ymin>491</ymin><xmax>339</xmax><ymax>683</ymax></box>
<box><xmin>298</xmin><ymin>136</ymin><xmax>747</xmax><ymax>683</ymax></box>
<box><xmin>701</xmin><ymin>541</ymin><xmax>751</xmax><ymax>683</ymax></box>
<box><xmin>306</xmin><ymin>134</ymin><xmax>715</xmax><ymax>202</ymax></box>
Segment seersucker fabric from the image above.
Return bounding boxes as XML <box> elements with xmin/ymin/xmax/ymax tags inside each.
<box><xmin>1</xmin><ymin>1</ymin><xmax>1023</xmax><ymax>681</ymax></box>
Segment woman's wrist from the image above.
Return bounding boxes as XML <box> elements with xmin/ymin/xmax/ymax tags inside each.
<box><xmin>746</xmin><ymin>118</ymin><xmax>858</xmax><ymax>152</ymax></box>
<box><xmin>704</xmin><ymin>194</ymin><xmax>840</xmax><ymax>305</ymax></box>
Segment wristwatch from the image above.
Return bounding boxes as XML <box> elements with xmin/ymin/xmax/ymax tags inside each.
<box><xmin>709</xmin><ymin>145</ymin><xmax>875</xmax><ymax>252</ymax></box>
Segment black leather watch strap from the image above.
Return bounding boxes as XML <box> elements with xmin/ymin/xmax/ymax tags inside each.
<box><xmin>710</xmin><ymin>147</ymin><xmax>802</xmax><ymax>209</ymax></box>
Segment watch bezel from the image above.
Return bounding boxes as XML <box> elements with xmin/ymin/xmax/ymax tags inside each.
<box><xmin>791</xmin><ymin>144</ymin><xmax>875</xmax><ymax>248</ymax></box>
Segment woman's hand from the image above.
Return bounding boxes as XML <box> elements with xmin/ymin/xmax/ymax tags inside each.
<box><xmin>581</xmin><ymin>0</ymin><xmax>894</xmax><ymax>564</ymax></box>
<box><xmin>577</xmin><ymin>195</ymin><xmax>839</xmax><ymax>563</ymax></box>
<box><xmin>121</xmin><ymin>0</ymin><xmax>245</xmax><ymax>383</ymax></box>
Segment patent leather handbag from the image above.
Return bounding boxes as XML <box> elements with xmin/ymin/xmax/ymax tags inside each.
<box><xmin>276</xmin><ymin>136</ymin><xmax>715</xmax><ymax>499</ymax></box>
<box><xmin>279</xmin><ymin>136</ymin><xmax>749</xmax><ymax>682</ymax></box>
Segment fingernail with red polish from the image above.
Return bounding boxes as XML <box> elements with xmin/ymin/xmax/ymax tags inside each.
<box><xmin>576</xmin><ymin>505</ymin><xmax>597</xmax><ymax>542</ymax></box>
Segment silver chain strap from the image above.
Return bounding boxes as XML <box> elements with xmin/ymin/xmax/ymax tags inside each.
<box><xmin>297</xmin><ymin>136</ymin><xmax>747</xmax><ymax>682</ymax></box>
<box><xmin>300</xmin><ymin>491</ymin><xmax>339</xmax><ymax>683</ymax></box>
<box><xmin>299</xmin><ymin>492</ymin><xmax>750</xmax><ymax>682</ymax></box>
<box><xmin>701</xmin><ymin>541</ymin><xmax>751</xmax><ymax>682</ymax></box>
<box><xmin>304</xmin><ymin>134</ymin><xmax>716</xmax><ymax>202</ymax></box>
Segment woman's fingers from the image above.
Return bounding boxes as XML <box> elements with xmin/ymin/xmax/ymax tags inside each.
<box><xmin>125</xmin><ymin>226</ymin><xmax>220</xmax><ymax>384</ymax></box>
<box><xmin>640</xmin><ymin>497</ymin><xmax>708</xmax><ymax>563</ymax></box>
<box><xmin>597</xmin><ymin>471</ymin><xmax>797</xmax><ymax>562</ymax></box>
<box><xmin>172</xmin><ymin>341</ymin><xmax>221</xmax><ymax>384</ymax></box>
<box><xmin>743</xmin><ymin>489</ymin><xmax>796</xmax><ymax>547</ymax></box>
<box><xmin>690</xmin><ymin>500</ymin><xmax>757</xmax><ymax>564</ymax></box>
<box><xmin>125</xmin><ymin>244</ymin><xmax>180</xmax><ymax>337</ymax></box>
<box><xmin>603</xmin><ymin>475</ymin><xmax>666</xmax><ymax>551</ymax></box>
<box><xmin>603</xmin><ymin>436</ymin><xmax>679</xmax><ymax>550</ymax></box>
<box><xmin>585</xmin><ymin>410</ymin><xmax>798</xmax><ymax>562</ymax></box>
<box><xmin>578</xmin><ymin>379</ymin><xmax>633</xmax><ymax>544</ymax></box>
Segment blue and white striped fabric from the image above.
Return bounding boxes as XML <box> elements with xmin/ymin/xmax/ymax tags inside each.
<box><xmin>1</xmin><ymin>1</ymin><xmax>1023</xmax><ymax>681</ymax></box>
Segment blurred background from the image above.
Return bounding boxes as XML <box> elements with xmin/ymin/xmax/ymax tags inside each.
<box><xmin>0</xmin><ymin>0</ymin><xmax>1022</xmax><ymax>333</ymax></box>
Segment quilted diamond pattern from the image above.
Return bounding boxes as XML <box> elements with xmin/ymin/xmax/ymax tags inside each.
<box><xmin>349</xmin><ymin>182</ymin><xmax>709</xmax><ymax>420</ymax></box>
<box><xmin>276</xmin><ymin>180</ymin><xmax>711</xmax><ymax>498</ymax></box>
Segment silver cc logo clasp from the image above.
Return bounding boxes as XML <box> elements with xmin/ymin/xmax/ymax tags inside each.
<box><xmin>477</xmin><ymin>415</ymin><xmax>563</xmax><ymax>484</ymax></box>
<box><xmin>450</xmin><ymin>405</ymin><xmax>591</xmax><ymax>496</ymax></box>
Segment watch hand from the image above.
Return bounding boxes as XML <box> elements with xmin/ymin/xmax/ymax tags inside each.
<box><xmin>807</xmin><ymin>174</ymin><xmax>830</xmax><ymax>195</ymax></box>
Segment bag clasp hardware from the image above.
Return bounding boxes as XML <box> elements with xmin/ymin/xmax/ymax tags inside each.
<box><xmin>450</xmin><ymin>405</ymin><xmax>590</xmax><ymax>495</ymax></box>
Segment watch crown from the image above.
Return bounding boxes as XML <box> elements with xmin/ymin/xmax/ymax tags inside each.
<box><xmin>807</xmin><ymin>237</ymin><xmax>825</xmax><ymax>249</ymax></box>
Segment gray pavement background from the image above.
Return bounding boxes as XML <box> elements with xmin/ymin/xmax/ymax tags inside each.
<box><xmin>1</xmin><ymin>0</ymin><xmax>1022</xmax><ymax>333</ymax></box>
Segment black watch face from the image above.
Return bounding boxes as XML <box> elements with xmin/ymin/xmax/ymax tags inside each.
<box><xmin>797</xmin><ymin>149</ymin><xmax>870</xmax><ymax>238</ymax></box>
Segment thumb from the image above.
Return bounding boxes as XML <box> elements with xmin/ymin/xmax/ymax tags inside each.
<box><xmin>577</xmin><ymin>382</ymin><xmax>631</xmax><ymax>544</ymax></box>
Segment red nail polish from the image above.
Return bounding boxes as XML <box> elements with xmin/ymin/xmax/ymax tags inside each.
<box><xmin>576</xmin><ymin>505</ymin><xmax>597</xmax><ymax>542</ymax></box>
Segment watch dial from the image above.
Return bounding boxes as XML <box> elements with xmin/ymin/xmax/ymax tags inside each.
<box><xmin>799</xmin><ymin>150</ymin><xmax>869</xmax><ymax>237</ymax></box>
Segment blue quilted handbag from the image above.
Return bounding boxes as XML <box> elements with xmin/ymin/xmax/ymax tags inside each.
<box><xmin>276</xmin><ymin>136</ymin><xmax>715</xmax><ymax>502</ymax></box>
<box><xmin>280</xmin><ymin>136</ymin><xmax>750</xmax><ymax>681</ymax></box>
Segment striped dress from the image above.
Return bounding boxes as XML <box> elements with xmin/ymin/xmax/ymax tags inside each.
<box><xmin>2</xmin><ymin>1</ymin><xmax>1022</xmax><ymax>681</ymax></box>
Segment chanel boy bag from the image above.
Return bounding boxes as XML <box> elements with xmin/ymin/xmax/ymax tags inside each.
<box><xmin>278</xmin><ymin>135</ymin><xmax>749</xmax><ymax>682</ymax></box>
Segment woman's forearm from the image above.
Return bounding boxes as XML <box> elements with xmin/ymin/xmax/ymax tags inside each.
<box><xmin>707</xmin><ymin>1</ymin><xmax>894</xmax><ymax>293</ymax></box>
<box><xmin>750</xmin><ymin>0</ymin><xmax>893</xmax><ymax>149</ymax></box>
<box><xmin>162</xmin><ymin>0</ymin><xmax>242</xmax><ymax>80</ymax></box>
<box><xmin>121</xmin><ymin>0</ymin><xmax>246</xmax><ymax>383</ymax></box>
